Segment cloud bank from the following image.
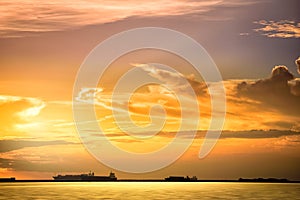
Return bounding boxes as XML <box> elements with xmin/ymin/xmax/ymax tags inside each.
<box><xmin>0</xmin><ymin>0</ymin><xmax>256</xmax><ymax>37</ymax></box>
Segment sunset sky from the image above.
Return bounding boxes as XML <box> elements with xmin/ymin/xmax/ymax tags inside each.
<box><xmin>0</xmin><ymin>0</ymin><xmax>300</xmax><ymax>180</ymax></box>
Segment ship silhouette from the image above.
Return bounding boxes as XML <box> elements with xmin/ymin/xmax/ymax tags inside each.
<box><xmin>53</xmin><ymin>171</ymin><xmax>117</xmax><ymax>181</ymax></box>
<box><xmin>165</xmin><ymin>175</ymin><xmax>197</xmax><ymax>182</ymax></box>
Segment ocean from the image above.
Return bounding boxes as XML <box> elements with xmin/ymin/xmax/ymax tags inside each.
<box><xmin>1</xmin><ymin>182</ymin><xmax>300</xmax><ymax>199</ymax></box>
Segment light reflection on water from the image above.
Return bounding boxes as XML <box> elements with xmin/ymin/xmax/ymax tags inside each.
<box><xmin>0</xmin><ymin>182</ymin><xmax>300</xmax><ymax>200</ymax></box>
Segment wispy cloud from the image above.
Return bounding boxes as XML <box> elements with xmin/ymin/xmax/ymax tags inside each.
<box><xmin>239</xmin><ymin>32</ymin><xmax>250</xmax><ymax>36</ymax></box>
<box><xmin>133</xmin><ymin>63</ymin><xmax>208</xmax><ymax>97</ymax></box>
<box><xmin>254</xmin><ymin>20</ymin><xmax>300</xmax><ymax>38</ymax></box>
<box><xmin>0</xmin><ymin>0</ymin><xmax>256</xmax><ymax>37</ymax></box>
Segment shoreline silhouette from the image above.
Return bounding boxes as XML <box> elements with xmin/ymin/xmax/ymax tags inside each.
<box><xmin>1</xmin><ymin>177</ymin><xmax>299</xmax><ymax>183</ymax></box>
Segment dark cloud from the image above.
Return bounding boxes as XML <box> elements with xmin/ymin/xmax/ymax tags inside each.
<box><xmin>0</xmin><ymin>140</ymin><xmax>73</xmax><ymax>153</ymax></box>
<box><xmin>237</xmin><ymin>65</ymin><xmax>300</xmax><ymax>115</ymax></box>
<box><xmin>0</xmin><ymin>158</ymin><xmax>38</xmax><ymax>171</ymax></box>
<box><xmin>220</xmin><ymin>130</ymin><xmax>300</xmax><ymax>139</ymax></box>
<box><xmin>158</xmin><ymin>129</ymin><xmax>300</xmax><ymax>139</ymax></box>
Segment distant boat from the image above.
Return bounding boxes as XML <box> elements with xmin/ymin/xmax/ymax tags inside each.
<box><xmin>0</xmin><ymin>177</ymin><xmax>15</xmax><ymax>182</ymax></box>
<box><xmin>165</xmin><ymin>176</ymin><xmax>197</xmax><ymax>182</ymax></box>
<box><xmin>238</xmin><ymin>177</ymin><xmax>289</xmax><ymax>183</ymax></box>
<box><xmin>53</xmin><ymin>171</ymin><xmax>117</xmax><ymax>181</ymax></box>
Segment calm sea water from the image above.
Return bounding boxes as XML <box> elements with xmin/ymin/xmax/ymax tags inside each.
<box><xmin>0</xmin><ymin>182</ymin><xmax>300</xmax><ymax>200</ymax></box>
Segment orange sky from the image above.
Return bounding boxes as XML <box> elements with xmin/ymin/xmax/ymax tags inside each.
<box><xmin>0</xmin><ymin>0</ymin><xmax>300</xmax><ymax>180</ymax></box>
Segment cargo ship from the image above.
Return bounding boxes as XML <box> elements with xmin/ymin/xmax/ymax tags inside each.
<box><xmin>53</xmin><ymin>171</ymin><xmax>117</xmax><ymax>181</ymax></box>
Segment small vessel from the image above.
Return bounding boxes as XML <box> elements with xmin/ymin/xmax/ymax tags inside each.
<box><xmin>53</xmin><ymin>171</ymin><xmax>117</xmax><ymax>181</ymax></box>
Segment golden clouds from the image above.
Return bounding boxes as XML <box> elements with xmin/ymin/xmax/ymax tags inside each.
<box><xmin>254</xmin><ymin>20</ymin><xmax>300</xmax><ymax>38</ymax></box>
<box><xmin>75</xmin><ymin>62</ymin><xmax>300</xmax><ymax>132</ymax></box>
<box><xmin>0</xmin><ymin>95</ymin><xmax>44</xmax><ymax>132</ymax></box>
